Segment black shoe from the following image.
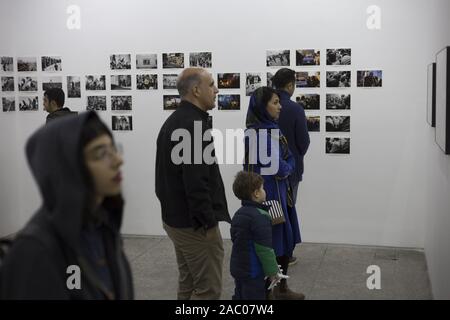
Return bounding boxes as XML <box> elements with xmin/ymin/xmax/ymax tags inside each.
<box><xmin>288</xmin><ymin>256</ymin><xmax>297</xmax><ymax>266</ymax></box>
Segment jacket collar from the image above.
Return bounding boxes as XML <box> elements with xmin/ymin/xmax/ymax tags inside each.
<box><xmin>276</xmin><ymin>89</ymin><xmax>291</xmax><ymax>101</ymax></box>
<box><xmin>180</xmin><ymin>100</ymin><xmax>209</xmax><ymax>119</ymax></box>
<box><xmin>241</xmin><ymin>200</ymin><xmax>270</xmax><ymax>211</ymax></box>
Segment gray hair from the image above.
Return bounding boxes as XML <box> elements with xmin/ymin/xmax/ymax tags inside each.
<box><xmin>176</xmin><ymin>72</ymin><xmax>203</xmax><ymax>97</ymax></box>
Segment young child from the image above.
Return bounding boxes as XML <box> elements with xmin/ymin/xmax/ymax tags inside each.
<box><xmin>230</xmin><ymin>171</ymin><xmax>284</xmax><ymax>300</ymax></box>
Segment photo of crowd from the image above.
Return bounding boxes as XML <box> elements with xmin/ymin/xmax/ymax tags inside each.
<box><xmin>111</xmin><ymin>95</ymin><xmax>132</xmax><ymax>111</ymax></box>
<box><xmin>2</xmin><ymin>97</ymin><xmax>15</xmax><ymax>112</ymax></box>
<box><xmin>326</xmin><ymin>94</ymin><xmax>351</xmax><ymax>110</ymax></box>
<box><xmin>112</xmin><ymin>115</ymin><xmax>133</xmax><ymax>131</ymax></box>
<box><xmin>163</xmin><ymin>53</ymin><xmax>184</xmax><ymax>68</ymax></box>
<box><xmin>326</xmin><ymin>49</ymin><xmax>351</xmax><ymax>65</ymax></box>
<box><xmin>1</xmin><ymin>57</ymin><xmax>13</xmax><ymax>72</ymax></box>
<box><xmin>218</xmin><ymin>73</ymin><xmax>240</xmax><ymax>89</ymax></box>
<box><xmin>326</xmin><ymin>116</ymin><xmax>350</xmax><ymax>132</ymax></box>
<box><xmin>326</xmin><ymin>137</ymin><xmax>350</xmax><ymax>154</ymax></box>
<box><xmin>111</xmin><ymin>75</ymin><xmax>132</xmax><ymax>90</ymax></box>
<box><xmin>296</xmin><ymin>49</ymin><xmax>320</xmax><ymax>66</ymax></box>
<box><xmin>189</xmin><ymin>52</ymin><xmax>212</xmax><ymax>68</ymax></box>
<box><xmin>246</xmin><ymin>73</ymin><xmax>262</xmax><ymax>96</ymax></box>
<box><xmin>17</xmin><ymin>57</ymin><xmax>37</xmax><ymax>72</ymax></box>
<box><xmin>1</xmin><ymin>77</ymin><xmax>14</xmax><ymax>92</ymax></box>
<box><xmin>41</xmin><ymin>56</ymin><xmax>62</xmax><ymax>71</ymax></box>
<box><xmin>67</xmin><ymin>76</ymin><xmax>81</xmax><ymax>98</ymax></box>
<box><xmin>110</xmin><ymin>54</ymin><xmax>131</xmax><ymax>70</ymax></box>
<box><xmin>136</xmin><ymin>54</ymin><xmax>157</xmax><ymax>69</ymax></box>
<box><xmin>137</xmin><ymin>74</ymin><xmax>158</xmax><ymax>90</ymax></box>
<box><xmin>326</xmin><ymin>71</ymin><xmax>351</xmax><ymax>87</ymax></box>
<box><xmin>86</xmin><ymin>96</ymin><xmax>107</xmax><ymax>111</ymax></box>
<box><xmin>357</xmin><ymin>70</ymin><xmax>382</xmax><ymax>87</ymax></box>
<box><xmin>163</xmin><ymin>74</ymin><xmax>178</xmax><ymax>89</ymax></box>
<box><xmin>266</xmin><ymin>50</ymin><xmax>290</xmax><ymax>67</ymax></box>
<box><xmin>218</xmin><ymin>94</ymin><xmax>240</xmax><ymax>110</ymax></box>
<box><xmin>86</xmin><ymin>75</ymin><xmax>106</xmax><ymax>90</ymax></box>
<box><xmin>296</xmin><ymin>71</ymin><xmax>320</xmax><ymax>88</ymax></box>
<box><xmin>306</xmin><ymin>116</ymin><xmax>320</xmax><ymax>132</ymax></box>
<box><xmin>42</xmin><ymin>77</ymin><xmax>62</xmax><ymax>91</ymax></box>
<box><xmin>296</xmin><ymin>94</ymin><xmax>320</xmax><ymax>110</ymax></box>
<box><xmin>18</xmin><ymin>77</ymin><xmax>37</xmax><ymax>92</ymax></box>
<box><xmin>163</xmin><ymin>95</ymin><xmax>181</xmax><ymax>110</ymax></box>
<box><xmin>18</xmin><ymin>96</ymin><xmax>38</xmax><ymax>111</ymax></box>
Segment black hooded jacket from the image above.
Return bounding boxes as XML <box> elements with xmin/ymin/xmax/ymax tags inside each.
<box><xmin>0</xmin><ymin>112</ymin><xmax>133</xmax><ymax>300</ymax></box>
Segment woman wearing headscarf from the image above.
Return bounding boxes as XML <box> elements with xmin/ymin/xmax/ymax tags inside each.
<box><xmin>244</xmin><ymin>86</ymin><xmax>304</xmax><ymax>300</ymax></box>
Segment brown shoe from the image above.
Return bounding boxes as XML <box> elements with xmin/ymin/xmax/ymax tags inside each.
<box><xmin>273</xmin><ymin>281</ymin><xmax>305</xmax><ymax>300</ymax></box>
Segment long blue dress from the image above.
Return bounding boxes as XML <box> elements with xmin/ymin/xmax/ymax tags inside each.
<box><xmin>244</xmin><ymin>88</ymin><xmax>301</xmax><ymax>258</ymax></box>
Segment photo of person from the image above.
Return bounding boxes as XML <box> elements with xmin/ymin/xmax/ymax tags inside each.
<box><xmin>357</xmin><ymin>70</ymin><xmax>382</xmax><ymax>87</ymax></box>
<box><xmin>267</xmin><ymin>72</ymin><xmax>275</xmax><ymax>88</ymax></box>
<box><xmin>306</xmin><ymin>116</ymin><xmax>320</xmax><ymax>132</ymax></box>
<box><xmin>1</xmin><ymin>57</ymin><xmax>14</xmax><ymax>72</ymax></box>
<box><xmin>111</xmin><ymin>96</ymin><xmax>132</xmax><ymax>111</ymax></box>
<box><xmin>296</xmin><ymin>49</ymin><xmax>320</xmax><ymax>66</ymax></box>
<box><xmin>218</xmin><ymin>73</ymin><xmax>240</xmax><ymax>89</ymax></box>
<box><xmin>42</xmin><ymin>76</ymin><xmax>62</xmax><ymax>91</ymax></box>
<box><xmin>246</xmin><ymin>73</ymin><xmax>262</xmax><ymax>96</ymax></box>
<box><xmin>296</xmin><ymin>71</ymin><xmax>320</xmax><ymax>88</ymax></box>
<box><xmin>266</xmin><ymin>50</ymin><xmax>290</xmax><ymax>66</ymax></box>
<box><xmin>296</xmin><ymin>94</ymin><xmax>320</xmax><ymax>110</ymax></box>
<box><xmin>136</xmin><ymin>54</ymin><xmax>157</xmax><ymax>69</ymax></box>
<box><xmin>326</xmin><ymin>137</ymin><xmax>350</xmax><ymax>154</ymax></box>
<box><xmin>218</xmin><ymin>94</ymin><xmax>240</xmax><ymax>110</ymax></box>
<box><xmin>110</xmin><ymin>54</ymin><xmax>131</xmax><ymax>70</ymax></box>
<box><xmin>326</xmin><ymin>71</ymin><xmax>351</xmax><ymax>87</ymax></box>
<box><xmin>137</xmin><ymin>74</ymin><xmax>158</xmax><ymax>90</ymax></box>
<box><xmin>85</xmin><ymin>75</ymin><xmax>106</xmax><ymax>90</ymax></box>
<box><xmin>189</xmin><ymin>52</ymin><xmax>212</xmax><ymax>68</ymax></box>
<box><xmin>163</xmin><ymin>74</ymin><xmax>178</xmax><ymax>89</ymax></box>
<box><xmin>163</xmin><ymin>95</ymin><xmax>181</xmax><ymax>110</ymax></box>
<box><xmin>1</xmin><ymin>77</ymin><xmax>14</xmax><ymax>92</ymax></box>
<box><xmin>17</xmin><ymin>57</ymin><xmax>37</xmax><ymax>72</ymax></box>
<box><xmin>326</xmin><ymin>94</ymin><xmax>350</xmax><ymax>110</ymax></box>
<box><xmin>112</xmin><ymin>115</ymin><xmax>133</xmax><ymax>131</ymax></box>
<box><xmin>111</xmin><ymin>75</ymin><xmax>132</xmax><ymax>90</ymax></box>
<box><xmin>86</xmin><ymin>96</ymin><xmax>107</xmax><ymax>111</ymax></box>
<box><xmin>67</xmin><ymin>76</ymin><xmax>81</xmax><ymax>98</ymax></box>
<box><xmin>2</xmin><ymin>97</ymin><xmax>15</xmax><ymax>112</ymax></box>
<box><xmin>326</xmin><ymin>116</ymin><xmax>350</xmax><ymax>132</ymax></box>
<box><xmin>18</xmin><ymin>96</ymin><xmax>38</xmax><ymax>111</ymax></box>
<box><xmin>41</xmin><ymin>56</ymin><xmax>62</xmax><ymax>71</ymax></box>
<box><xmin>18</xmin><ymin>77</ymin><xmax>37</xmax><ymax>92</ymax></box>
<box><xmin>163</xmin><ymin>53</ymin><xmax>184</xmax><ymax>68</ymax></box>
<box><xmin>326</xmin><ymin>49</ymin><xmax>351</xmax><ymax>65</ymax></box>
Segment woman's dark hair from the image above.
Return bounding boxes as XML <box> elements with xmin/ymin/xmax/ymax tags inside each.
<box><xmin>272</xmin><ymin>68</ymin><xmax>296</xmax><ymax>89</ymax></box>
<box><xmin>260</xmin><ymin>86</ymin><xmax>279</xmax><ymax>108</ymax></box>
<box><xmin>79</xmin><ymin>115</ymin><xmax>114</xmax><ymax>223</ymax></box>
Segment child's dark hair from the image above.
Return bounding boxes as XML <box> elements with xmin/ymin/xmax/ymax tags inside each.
<box><xmin>232</xmin><ymin>171</ymin><xmax>264</xmax><ymax>201</ymax></box>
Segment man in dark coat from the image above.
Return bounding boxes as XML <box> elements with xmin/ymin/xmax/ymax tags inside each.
<box><xmin>155</xmin><ymin>68</ymin><xmax>231</xmax><ymax>299</ymax></box>
<box><xmin>0</xmin><ymin>112</ymin><xmax>133</xmax><ymax>299</ymax></box>
<box><xmin>43</xmin><ymin>88</ymin><xmax>77</xmax><ymax>124</ymax></box>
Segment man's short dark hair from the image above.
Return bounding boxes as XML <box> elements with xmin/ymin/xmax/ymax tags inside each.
<box><xmin>272</xmin><ymin>68</ymin><xmax>296</xmax><ymax>89</ymax></box>
<box><xmin>232</xmin><ymin>171</ymin><xmax>264</xmax><ymax>201</ymax></box>
<box><xmin>44</xmin><ymin>88</ymin><xmax>65</xmax><ymax>108</ymax></box>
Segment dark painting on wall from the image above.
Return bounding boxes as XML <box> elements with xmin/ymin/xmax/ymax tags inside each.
<box><xmin>435</xmin><ymin>47</ymin><xmax>450</xmax><ymax>154</ymax></box>
<box><xmin>427</xmin><ymin>63</ymin><xmax>436</xmax><ymax>127</ymax></box>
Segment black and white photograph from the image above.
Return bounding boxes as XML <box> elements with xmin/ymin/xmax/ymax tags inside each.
<box><xmin>18</xmin><ymin>76</ymin><xmax>37</xmax><ymax>92</ymax></box>
<box><xmin>326</xmin><ymin>48</ymin><xmax>351</xmax><ymax>65</ymax></box>
<box><xmin>1</xmin><ymin>77</ymin><xmax>14</xmax><ymax>92</ymax></box>
<box><xmin>17</xmin><ymin>57</ymin><xmax>37</xmax><ymax>72</ymax></box>
<box><xmin>306</xmin><ymin>116</ymin><xmax>320</xmax><ymax>132</ymax></box>
<box><xmin>296</xmin><ymin>94</ymin><xmax>320</xmax><ymax>110</ymax></box>
<box><xmin>110</xmin><ymin>54</ymin><xmax>131</xmax><ymax>70</ymax></box>
<box><xmin>189</xmin><ymin>52</ymin><xmax>212</xmax><ymax>68</ymax></box>
<box><xmin>266</xmin><ymin>50</ymin><xmax>290</xmax><ymax>67</ymax></box>
<box><xmin>2</xmin><ymin>97</ymin><xmax>15</xmax><ymax>112</ymax></box>
<box><xmin>67</xmin><ymin>76</ymin><xmax>81</xmax><ymax>98</ymax></box>
<box><xmin>163</xmin><ymin>53</ymin><xmax>184</xmax><ymax>69</ymax></box>
<box><xmin>246</xmin><ymin>73</ymin><xmax>262</xmax><ymax>96</ymax></box>
<box><xmin>296</xmin><ymin>49</ymin><xmax>320</xmax><ymax>66</ymax></box>
<box><xmin>41</xmin><ymin>56</ymin><xmax>62</xmax><ymax>71</ymax></box>
<box><xmin>296</xmin><ymin>71</ymin><xmax>320</xmax><ymax>88</ymax></box>
<box><xmin>357</xmin><ymin>70</ymin><xmax>382</xmax><ymax>87</ymax></box>
<box><xmin>136</xmin><ymin>54</ymin><xmax>157</xmax><ymax>69</ymax></box>
<box><xmin>87</xmin><ymin>96</ymin><xmax>107</xmax><ymax>111</ymax></box>
<box><xmin>326</xmin><ymin>137</ymin><xmax>350</xmax><ymax>154</ymax></box>
<box><xmin>326</xmin><ymin>116</ymin><xmax>350</xmax><ymax>132</ymax></box>
<box><xmin>85</xmin><ymin>75</ymin><xmax>106</xmax><ymax>90</ymax></box>
<box><xmin>18</xmin><ymin>96</ymin><xmax>38</xmax><ymax>111</ymax></box>
<box><xmin>111</xmin><ymin>95</ymin><xmax>132</xmax><ymax>111</ymax></box>
<box><xmin>163</xmin><ymin>74</ymin><xmax>178</xmax><ymax>89</ymax></box>
<box><xmin>42</xmin><ymin>76</ymin><xmax>62</xmax><ymax>91</ymax></box>
<box><xmin>112</xmin><ymin>115</ymin><xmax>133</xmax><ymax>131</ymax></box>
<box><xmin>326</xmin><ymin>94</ymin><xmax>351</xmax><ymax>110</ymax></box>
<box><xmin>111</xmin><ymin>75</ymin><xmax>132</xmax><ymax>90</ymax></box>
<box><xmin>218</xmin><ymin>94</ymin><xmax>240</xmax><ymax>110</ymax></box>
<box><xmin>326</xmin><ymin>71</ymin><xmax>351</xmax><ymax>87</ymax></box>
<box><xmin>1</xmin><ymin>57</ymin><xmax>13</xmax><ymax>72</ymax></box>
<box><xmin>218</xmin><ymin>73</ymin><xmax>240</xmax><ymax>89</ymax></box>
<box><xmin>137</xmin><ymin>74</ymin><xmax>158</xmax><ymax>90</ymax></box>
<box><xmin>163</xmin><ymin>95</ymin><xmax>181</xmax><ymax>110</ymax></box>
<box><xmin>267</xmin><ymin>72</ymin><xmax>275</xmax><ymax>88</ymax></box>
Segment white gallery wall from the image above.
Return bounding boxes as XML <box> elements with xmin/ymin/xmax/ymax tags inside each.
<box><xmin>0</xmin><ymin>0</ymin><xmax>449</xmax><ymax>266</ymax></box>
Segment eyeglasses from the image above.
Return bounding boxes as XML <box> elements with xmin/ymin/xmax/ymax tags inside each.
<box><xmin>87</xmin><ymin>143</ymin><xmax>123</xmax><ymax>164</ymax></box>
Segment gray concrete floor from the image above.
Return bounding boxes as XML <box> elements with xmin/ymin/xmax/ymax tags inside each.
<box><xmin>123</xmin><ymin>236</ymin><xmax>433</xmax><ymax>300</ymax></box>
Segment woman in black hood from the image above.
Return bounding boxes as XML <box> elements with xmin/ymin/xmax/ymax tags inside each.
<box><xmin>0</xmin><ymin>112</ymin><xmax>133</xmax><ymax>299</ymax></box>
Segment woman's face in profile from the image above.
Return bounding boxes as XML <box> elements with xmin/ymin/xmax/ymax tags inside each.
<box><xmin>266</xmin><ymin>93</ymin><xmax>281</xmax><ymax>120</ymax></box>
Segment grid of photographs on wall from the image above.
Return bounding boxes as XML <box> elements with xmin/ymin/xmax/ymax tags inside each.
<box><xmin>163</xmin><ymin>53</ymin><xmax>184</xmax><ymax>69</ymax></box>
<box><xmin>307</xmin><ymin>116</ymin><xmax>320</xmax><ymax>132</ymax></box>
<box><xmin>86</xmin><ymin>75</ymin><xmax>106</xmax><ymax>90</ymax></box>
<box><xmin>326</xmin><ymin>49</ymin><xmax>351</xmax><ymax>65</ymax></box>
<box><xmin>326</xmin><ymin>94</ymin><xmax>350</xmax><ymax>110</ymax></box>
<box><xmin>296</xmin><ymin>71</ymin><xmax>320</xmax><ymax>88</ymax></box>
<box><xmin>357</xmin><ymin>70</ymin><xmax>382</xmax><ymax>87</ymax></box>
<box><xmin>111</xmin><ymin>75</ymin><xmax>132</xmax><ymax>90</ymax></box>
<box><xmin>67</xmin><ymin>76</ymin><xmax>81</xmax><ymax>98</ymax></box>
<box><xmin>42</xmin><ymin>56</ymin><xmax>62</xmax><ymax>71</ymax></box>
<box><xmin>163</xmin><ymin>74</ymin><xmax>178</xmax><ymax>90</ymax></box>
<box><xmin>296</xmin><ymin>49</ymin><xmax>320</xmax><ymax>66</ymax></box>
<box><xmin>42</xmin><ymin>76</ymin><xmax>62</xmax><ymax>91</ymax></box>
<box><xmin>266</xmin><ymin>50</ymin><xmax>290</xmax><ymax>67</ymax></box>
<box><xmin>163</xmin><ymin>95</ymin><xmax>181</xmax><ymax>110</ymax></box>
<box><xmin>246</xmin><ymin>73</ymin><xmax>262</xmax><ymax>96</ymax></box>
<box><xmin>2</xmin><ymin>97</ymin><xmax>15</xmax><ymax>112</ymax></box>
<box><xmin>18</xmin><ymin>77</ymin><xmax>37</xmax><ymax>92</ymax></box>
<box><xmin>110</xmin><ymin>54</ymin><xmax>131</xmax><ymax>70</ymax></box>
<box><xmin>137</xmin><ymin>74</ymin><xmax>157</xmax><ymax>90</ymax></box>
<box><xmin>87</xmin><ymin>96</ymin><xmax>106</xmax><ymax>111</ymax></box>
<box><xmin>111</xmin><ymin>96</ymin><xmax>132</xmax><ymax>111</ymax></box>
<box><xmin>1</xmin><ymin>57</ymin><xmax>14</xmax><ymax>72</ymax></box>
<box><xmin>19</xmin><ymin>96</ymin><xmax>38</xmax><ymax>111</ymax></box>
<box><xmin>112</xmin><ymin>115</ymin><xmax>133</xmax><ymax>131</ymax></box>
<box><xmin>218</xmin><ymin>94</ymin><xmax>240</xmax><ymax>110</ymax></box>
<box><xmin>218</xmin><ymin>73</ymin><xmax>240</xmax><ymax>89</ymax></box>
<box><xmin>189</xmin><ymin>52</ymin><xmax>212</xmax><ymax>68</ymax></box>
<box><xmin>17</xmin><ymin>57</ymin><xmax>37</xmax><ymax>72</ymax></box>
<box><xmin>1</xmin><ymin>77</ymin><xmax>14</xmax><ymax>92</ymax></box>
<box><xmin>136</xmin><ymin>54</ymin><xmax>157</xmax><ymax>69</ymax></box>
